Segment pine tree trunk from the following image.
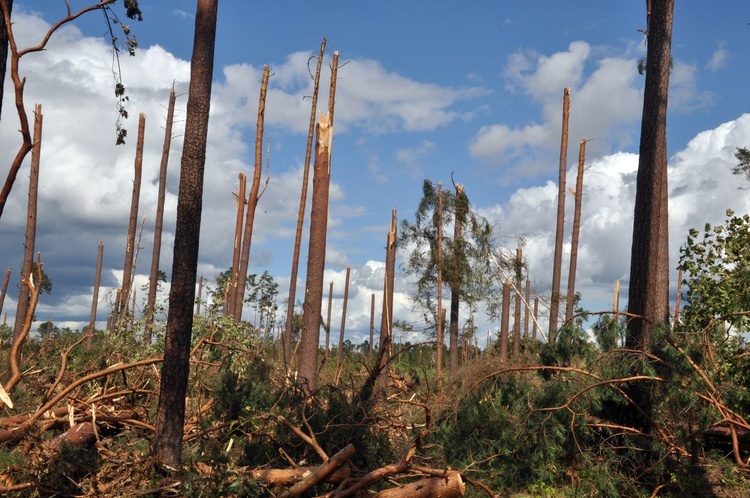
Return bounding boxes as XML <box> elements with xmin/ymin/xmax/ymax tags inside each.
<box><xmin>369</xmin><ymin>292</ymin><xmax>375</xmax><ymax>354</ymax></box>
<box><xmin>144</xmin><ymin>88</ymin><xmax>176</xmax><ymax>342</ymax></box>
<box><xmin>153</xmin><ymin>0</ymin><xmax>217</xmax><ymax>471</ymax></box>
<box><xmin>0</xmin><ymin>267</ymin><xmax>10</xmax><ymax>318</ymax></box>
<box><xmin>117</xmin><ymin>113</ymin><xmax>145</xmax><ymax>327</ymax></box>
<box><xmin>499</xmin><ymin>281</ymin><xmax>510</xmax><ymax>362</ymax></box>
<box><xmin>565</xmin><ymin>138</ymin><xmax>587</xmax><ymax>325</ymax></box>
<box><xmin>449</xmin><ymin>184</ymin><xmax>466</xmax><ymax>376</ymax></box>
<box><xmin>196</xmin><ymin>274</ymin><xmax>203</xmax><ymax>315</ymax></box>
<box><xmin>533</xmin><ymin>297</ymin><xmax>539</xmax><ymax>341</ymax></box>
<box><xmin>337</xmin><ymin>266</ymin><xmax>351</xmax><ymax>372</ymax></box>
<box><xmin>549</xmin><ymin>87</ymin><xmax>570</xmax><ymax>342</ymax></box>
<box><xmin>227</xmin><ymin>173</ymin><xmax>247</xmax><ymax>317</ymax></box>
<box><xmin>524</xmin><ymin>276</ymin><xmax>530</xmax><ymax>340</ymax></box>
<box><xmin>627</xmin><ymin>0</ymin><xmax>673</xmax><ymax>350</ymax></box>
<box><xmin>235</xmin><ymin>65</ymin><xmax>270</xmax><ymax>321</ymax></box>
<box><xmin>283</xmin><ymin>38</ymin><xmax>327</xmax><ymax>369</ymax></box>
<box><xmin>435</xmin><ymin>186</ymin><xmax>444</xmax><ymax>379</ymax></box>
<box><xmin>377</xmin><ymin>209</ymin><xmax>397</xmax><ymax>388</ymax></box>
<box><xmin>0</xmin><ymin>0</ymin><xmax>12</xmax><ymax>122</ymax></box>
<box><xmin>325</xmin><ymin>280</ymin><xmax>333</xmax><ymax>359</ymax></box>
<box><xmin>12</xmin><ymin>104</ymin><xmax>41</xmax><ymax>345</ymax></box>
<box><xmin>86</xmin><ymin>241</ymin><xmax>104</xmax><ymax>350</ymax></box>
<box><xmin>513</xmin><ymin>247</ymin><xmax>522</xmax><ymax>358</ymax></box>
<box><xmin>297</xmin><ymin>112</ymin><xmax>333</xmax><ymax>392</ymax></box>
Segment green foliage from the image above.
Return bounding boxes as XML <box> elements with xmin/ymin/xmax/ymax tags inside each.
<box><xmin>733</xmin><ymin>147</ymin><xmax>750</xmax><ymax>186</ymax></box>
<box><xmin>678</xmin><ymin>209</ymin><xmax>750</xmax><ymax>333</ymax></box>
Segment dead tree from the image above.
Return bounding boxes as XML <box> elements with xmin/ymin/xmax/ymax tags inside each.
<box><xmin>499</xmin><ymin>281</ymin><xmax>510</xmax><ymax>362</ymax></box>
<box><xmin>0</xmin><ymin>0</ymin><xmax>11</xmax><ymax>122</ymax></box>
<box><xmin>297</xmin><ymin>112</ymin><xmax>333</xmax><ymax>392</ymax></box>
<box><xmin>513</xmin><ymin>246</ymin><xmax>522</xmax><ymax>358</ymax></box>
<box><xmin>153</xmin><ymin>0</ymin><xmax>218</xmax><ymax>471</ymax></box>
<box><xmin>524</xmin><ymin>276</ymin><xmax>531</xmax><ymax>340</ymax></box>
<box><xmin>449</xmin><ymin>183</ymin><xmax>465</xmax><ymax>375</ymax></box>
<box><xmin>565</xmin><ymin>138</ymin><xmax>587</xmax><ymax>325</ymax></box>
<box><xmin>325</xmin><ymin>280</ymin><xmax>333</xmax><ymax>359</ymax></box>
<box><xmin>283</xmin><ymin>38</ymin><xmax>327</xmax><ymax>370</ymax></box>
<box><xmin>86</xmin><ymin>241</ymin><xmax>104</xmax><ymax>350</ymax></box>
<box><xmin>227</xmin><ymin>173</ymin><xmax>247</xmax><ymax>317</ymax></box>
<box><xmin>0</xmin><ymin>268</ymin><xmax>9</xmax><ymax>317</ymax></box>
<box><xmin>436</xmin><ymin>185</ymin><xmax>444</xmax><ymax>379</ymax></box>
<box><xmin>117</xmin><ymin>113</ymin><xmax>145</xmax><ymax>327</ymax></box>
<box><xmin>11</xmin><ymin>104</ymin><xmax>41</xmax><ymax>346</ymax></box>
<box><xmin>549</xmin><ymin>87</ymin><xmax>570</xmax><ymax>342</ymax></box>
<box><xmin>337</xmin><ymin>266</ymin><xmax>351</xmax><ymax>372</ymax></box>
<box><xmin>377</xmin><ymin>209</ymin><xmax>397</xmax><ymax>389</ymax></box>
<box><xmin>234</xmin><ymin>65</ymin><xmax>270</xmax><ymax>322</ymax></box>
<box><xmin>144</xmin><ymin>88</ymin><xmax>177</xmax><ymax>342</ymax></box>
<box><xmin>369</xmin><ymin>292</ymin><xmax>375</xmax><ymax>354</ymax></box>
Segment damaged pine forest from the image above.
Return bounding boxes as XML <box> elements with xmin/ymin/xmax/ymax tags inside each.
<box><xmin>3</xmin><ymin>1</ymin><xmax>750</xmax><ymax>497</ymax></box>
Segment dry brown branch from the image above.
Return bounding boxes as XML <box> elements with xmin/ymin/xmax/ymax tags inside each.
<box><xmin>43</xmin><ymin>331</ymin><xmax>89</xmax><ymax>402</ymax></box>
<box><xmin>273</xmin><ymin>414</ymin><xmax>328</xmax><ymax>461</ymax></box>
<box><xmin>250</xmin><ymin>464</ymin><xmax>350</xmax><ymax>487</ymax></box>
<box><xmin>277</xmin><ymin>443</ymin><xmax>356</xmax><ymax>498</ymax></box>
<box><xmin>372</xmin><ymin>471</ymin><xmax>465</xmax><ymax>498</ymax></box>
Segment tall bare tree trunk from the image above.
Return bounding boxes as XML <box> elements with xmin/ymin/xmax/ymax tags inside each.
<box><xmin>549</xmin><ymin>87</ymin><xmax>570</xmax><ymax>342</ymax></box>
<box><xmin>499</xmin><ymin>281</ymin><xmax>510</xmax><ymax>362</ymax></box>
<box><xmin>0</xmin><ymin>268</ymin><xmax>9</xmax><ymax>317</ymax></box>
<box><xmin>377</xmin><ymin>208</ymin><xmax>397</xmax><ymax>389</ymax></box>
<box><xmin>12</xmin><ymin>103</ymin><xmax>41</xmax><ymax>345</ymax></box>
<box><xmin>227</xmin><ymin>173</ymin><xmax>246</xmax><ymax>317</ymax></box>
<box><xmin>513</xmin><ymin>247</ymin><xmax>522</xmax><ymax>358</ymax></box>
<box><xmin>523</xmin><ymin>276</ymin><xmax>530</xmax><ymax>340</ymax></box>
<box><xmin>449</xmin><ymin>184</ymin><xmax>465</xmax><ymax>376</ymax></box>
<box><xmin>86</xmin><ymin>241</ymin><xmax>104</xmax><ymax>350</ymax></box>
<box><xmin>117</xmin><ymin>113</ymin><xmax>145</xmax><ymax>327</ymax></box>
<box><xmin>0</xmin><ymin>0</ymin><xmax>11</xmax><ymax>122</ymax></box>
<box><xmin>234</xmin><ymin>65</ymin><xmax>270</xmax><ymax>321</ymax></box>
<box><xmin>337</xmin><ymin>266</ymin><xmax>351</xmax><ymax>371</ymax></box>
<box><xmin>297</xmin><ymin>112</ymin><xmax>333</xmax><ymax>392</ymax></box>
<box><xmin>435</xmin><ymin>186</ymin><xmax>444</xmax><ymax>379</ymax></box>
<box><xmin>144</xmin><ymin>89</ymin><xmax>176</xmax><ymax>342</ymax></box>
<box><xmin>153</xmin><ymin>0</ymin><xmax>217</xmax><ymax>471</ymax></box>
<box><xmin>565</xmin><ymin>138</ymin><xmax>587</xmax><ymax>325</ymax></box>
<box><xmin>195</xmin><ymin>274</ymin><xmax>203</xmax><ymax>315</ymax></box>
<box><xmin>284</xmin><ymin>38</ymin><xmax>326</xmax><ymax>370</ymax></box>
<box><xmin>369</xmin><ymin>292</ymin><xmax>375</xmax><ymax>354</ymax></box>
<box><xmin>627</xmin><ymin>0</ymin><xmax>673</xmax><ymax>351</ymax></box>
<box><xmin>533</xmin><ymin>297</ymin><xmax>539</xmax><ymax>341</ymax></box>
<box><xmin>325</xmin><ymin>280</ymin><xmax>333</xmax><ymax>359</ymax></box>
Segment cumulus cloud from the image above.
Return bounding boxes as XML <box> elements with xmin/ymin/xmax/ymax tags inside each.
<box><xmin>705</xmin><ymin>44</ymin><xmax>729</xmax><ymax>73</ymax></box>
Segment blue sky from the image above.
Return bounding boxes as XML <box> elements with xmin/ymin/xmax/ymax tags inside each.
<box><xmin>1</xmin><ymin>1</ymin><xmax>749</xmax><ymax>345</ymax></box>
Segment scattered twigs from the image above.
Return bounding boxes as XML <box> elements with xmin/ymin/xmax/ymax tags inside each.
<box><xmin>273</xmin><ymin>414</ymin><xmax>328</xmax><ymax>461</ymax></box>
<box><xmin>43</xmin><ymin>331</ymin><xmax>90</xmax><ymax>402</ymax></box>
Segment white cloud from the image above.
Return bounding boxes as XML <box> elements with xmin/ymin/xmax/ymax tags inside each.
<box><xmin>705</xmin><ymin>44</ymin><xmax>729</xmax><ymax>73</ymax></box>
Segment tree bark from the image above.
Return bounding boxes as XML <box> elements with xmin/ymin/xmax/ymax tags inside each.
<box><xmin>153</xmin><ymin>0</ymin><xmax>217</xmax><ymax>471</ymax></box>
<box><xmin>0</xmin><ymin>267</ymin><xmax>9</xmax><ymax>318</ymax></box>
<box><xmin>449</xmin><ymin>184</ymin><xmax>466</xmax><ymax>376</ymax></box>
<box><xmin>499</xmin><ymin>281</ymin><xmax>510</xmax><ymax>361</ymax></box>
<box><xmin>337</xmin><ymin>266</ymin><xmax>351</xmax><ymax>372</ymax></box>
<box><xmin>144</xmin><ymin>88</ymin><xmax>176</xmax><ymax>342</ymax></box>
<box><xmin>234</xmin><ymin>65</ymin><xmax>270</xmax><ymax>321</ymax></box>
<box><xmin>373</xmin><ymin>472</ymin><xmax>465</xmax><ymax>498</ymax></box>
<box><xmin>436</xmin><ymin>186</ymin><xmax>444</xmax><ymax>379</ymax></box>
<box><xmin>325</xmin><ymin>280</ymin><xmax>333</xmax><ymax>358</ymax></box>
<box><xmin>284</xmin><ymin>38</ymin><xmax>326</xmax><ymax>370</ymax></box>
<box><xmin>227</xmin><ymin>173</ymin><xmax>246</xmax><ymax>317</ymax></box>
<box><xmin>513</xmin><ymin>246</ymin><xmax>522</xmax><ymax>358</ymax></box>
<box><xmin>377</xmin><ymin>208</ymin><xmax>397</xmax><ymax>389</ymax></box>
<box><xmin>0</xmin><ymin>0</ymin><xmax>12</xmax><ymax>122</ymax></box>
<box><xmin>523</xmin><ymin>276</ymin><xmax>530</xmax><ymax>340</ymax></box>
<box><xmin>627</xmin><ymin>0</ymin><xmax>673</xmax><ymax>351</ymax></box>
<box><xmin>369</xmin><ymin>292</ymin><xmax>375</xmax><ymax>354</ymax></box>
<box><xmin>117</xmin><ymin>113</ymin><xmax>145</xmax><ymax>327</ymax></box>
<box><xmin>86</xmin><ymin>241</ymin><xmax>104</xmax><ymax>350</ymax></box>
<box><xmin>11</xmin><ymin>104</ymin><xmax>40</xmax><ymax>346</ymax></box>
<box><xmin>297</xmin><ymin>112</ymin><xmax>333</xmax><ymax>392</ymax></box>
<box><xmin>549</xmin><ymin>87</ymin><xmax>570</xmax><ymax>342</ymax></box>
<box><xmin>565</xmin><ymin>138</ymin><xmax>587</xmax><ymax>325</ymax></box>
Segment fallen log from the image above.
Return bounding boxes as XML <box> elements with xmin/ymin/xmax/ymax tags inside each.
<box><xmin>277</xmin><ymin>443</ymin><xmax>356</xmax><ymax>498</ymax></box>
<box><xmin>251</xmin><ymin>464</ymin><xmax>350</xmax><ymax>486</ymax></box>
<box><xmin>372</xmin><ymin>471</ymin><xmax>465</xmax><ymax>498</ymax></box>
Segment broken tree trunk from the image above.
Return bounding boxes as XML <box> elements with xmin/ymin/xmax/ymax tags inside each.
<box><xmin>284</xmin><ymin>38</ymin><xmax>326</xmax><ymax>370</ymax></box>
<box><xmin>86</xmin><ymin>241</ymin><xmax>104</xmax><ymax>350</ymax></box>
<box><xmin>499</xmin><ymin>281</ymin><xmax>510</xmax><ymax>362</ymax></box>
<box><xmin>565</xmin><ymin>138</ymin><xmax>587</xmax><ymax>325</ymax></box>
<box><xmin>513</xmin><ymin>246</ymin><xmax>522</xmax><ymax>358</ymax></box>
<box><xmin>234</xmin><ymin>65</ymin><xmax>270</xmax><ymax>322</ymax></box>
<box><xmin>549</xmin><ymin>87</ymin><xmax>570</xmax><ymax>342</ymax></box>
<box><xmin>377</xmin><ymin>208</ymin><xmax>397</xmax><ymax>390</ymax></box>
<box><xmin>373</xmin><ymin>472</ymin><xmax>465</xmax><ymax>498</ymax></box>
<box><xmin>11</xmin><ymin>103</ymin><xmax>41</xmax><ymax>346</ymax></box>
<box><xmin>0</xmin><ymin>267</ymin><xmax>9</xmax><ymax>317</ymax></box>
<box><xmin>144</xmin><ymin>88</ymin><xmax>177</xmax><ymax>342</ymax></box>
<box><xmin>117</xmin><ymin>112</ymin><xmax>145</xmax><ymax>327</ymax></box>
<box><xmin>325</xmin><ymin>280</ymin><xmax>333</xmax><ymax>359</ymax></box>
<box><xmin>436</xmin><ymin>185</ymin><xmax>444</xmax><ymax>380</ymax></box>
<box><xmin>227</xmin><ymin>172</ymin><xmax>247</xmax><ymax>317</ymax></box>
<box><xmin>337</xmin><ymin>266</ymin><xmax>351</xmax><ymax>373</ymax></box>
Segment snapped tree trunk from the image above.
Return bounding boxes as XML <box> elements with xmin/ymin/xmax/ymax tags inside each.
<box><xmin>449</xmin><ymin>184</ymin><xmax>466</xmax><ymax>376</ymax></box>
<box><xmin>11</xmin><ymin>103</ymin><xmax>40</xmax><ymax>346</ymax></box>
<box><xmin>0</xmin><ymin>268</ymin><xmax>10</xmax><ymax>318</ymax></box>
<box><xmin>549</xmin><ymin>87</ymin><xmax>570</xmax><ymax>342</ymax></box>
<box><xmin>369</xmin><ymin>292</ymin><xmax>375</xmax><ymax>354</ymax></box>
<box><xmin>499</xmin><ymin>281</ymin><xmax>510</xmax><ymax>362</ymax></box>
<box><xmin>235</xmin><ymin>65</ymin><xmax>270</xmax><ymax>321</ymax></box>
<box><xmin>337</xmin><ymin>266</ymin><xmax>351</xmax><ymax>372</ymax></box>
<box><xmin>227</xmin><ymin>173</ymin><xmax>247</xmax><ymax>317</ymax></box>
<box><xmin>117</xmin><ymin>113</ymin><xmax>145</xmax><ymax>327</ymax></box>
<box><xmin>153</xmin><ymin>0</ymin><xmax>217</xmax><ymax>471</ymax></box>
<box><xmin>627</xmin><ymin>0</ymin><xmax>673</xmax><ymax>350</ymax></box>
<box><xmin>435</xmin><ymin>185</ymin><xmax>444</xmax><ymax>379</ymax></box>
<box><xmin>0</xmin><ymin>0</ymin><xmax>12</xmax><ymax>122</ymax></box>
<box><xmin>524</xmin><ymin>276</ymin><xmax>530</xmax><ymax>340</ymax></box>
<box><xmin>144</xmin><ymin>88</ymin><xmax>177</xmax><ymax>342</ymax></box>
<box><xmin>283</xmin><ymin>38</ymin><xmax>326</xmax><ymax>370</ymax></box>
<box><xmin>325</xmin><ymin>280</ymin><xmax>333</xmax><ymax>359</ymax></box>
<box><xmin>513</xmin><ymin>246</ymin><xmax>522</xmax><ymax>358</ymax></box>
<box><xmin>565</xmin><ymin>138</ymin><xmax>587</xmax><ymax>325</ymax></box>
<box><xmin>377</xmin><ymin>209</ymin><xmax>397</xmax><ymax>389</ymax></box>
<box><xmin>86</xmin><ymin>241</ymin><xmax>104</xmax><ymax>350</ymax></box>
<box><xmin>297</xmin><ymin>112</ymin><xmax>333</xmax><ymax>392</ymax></box>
